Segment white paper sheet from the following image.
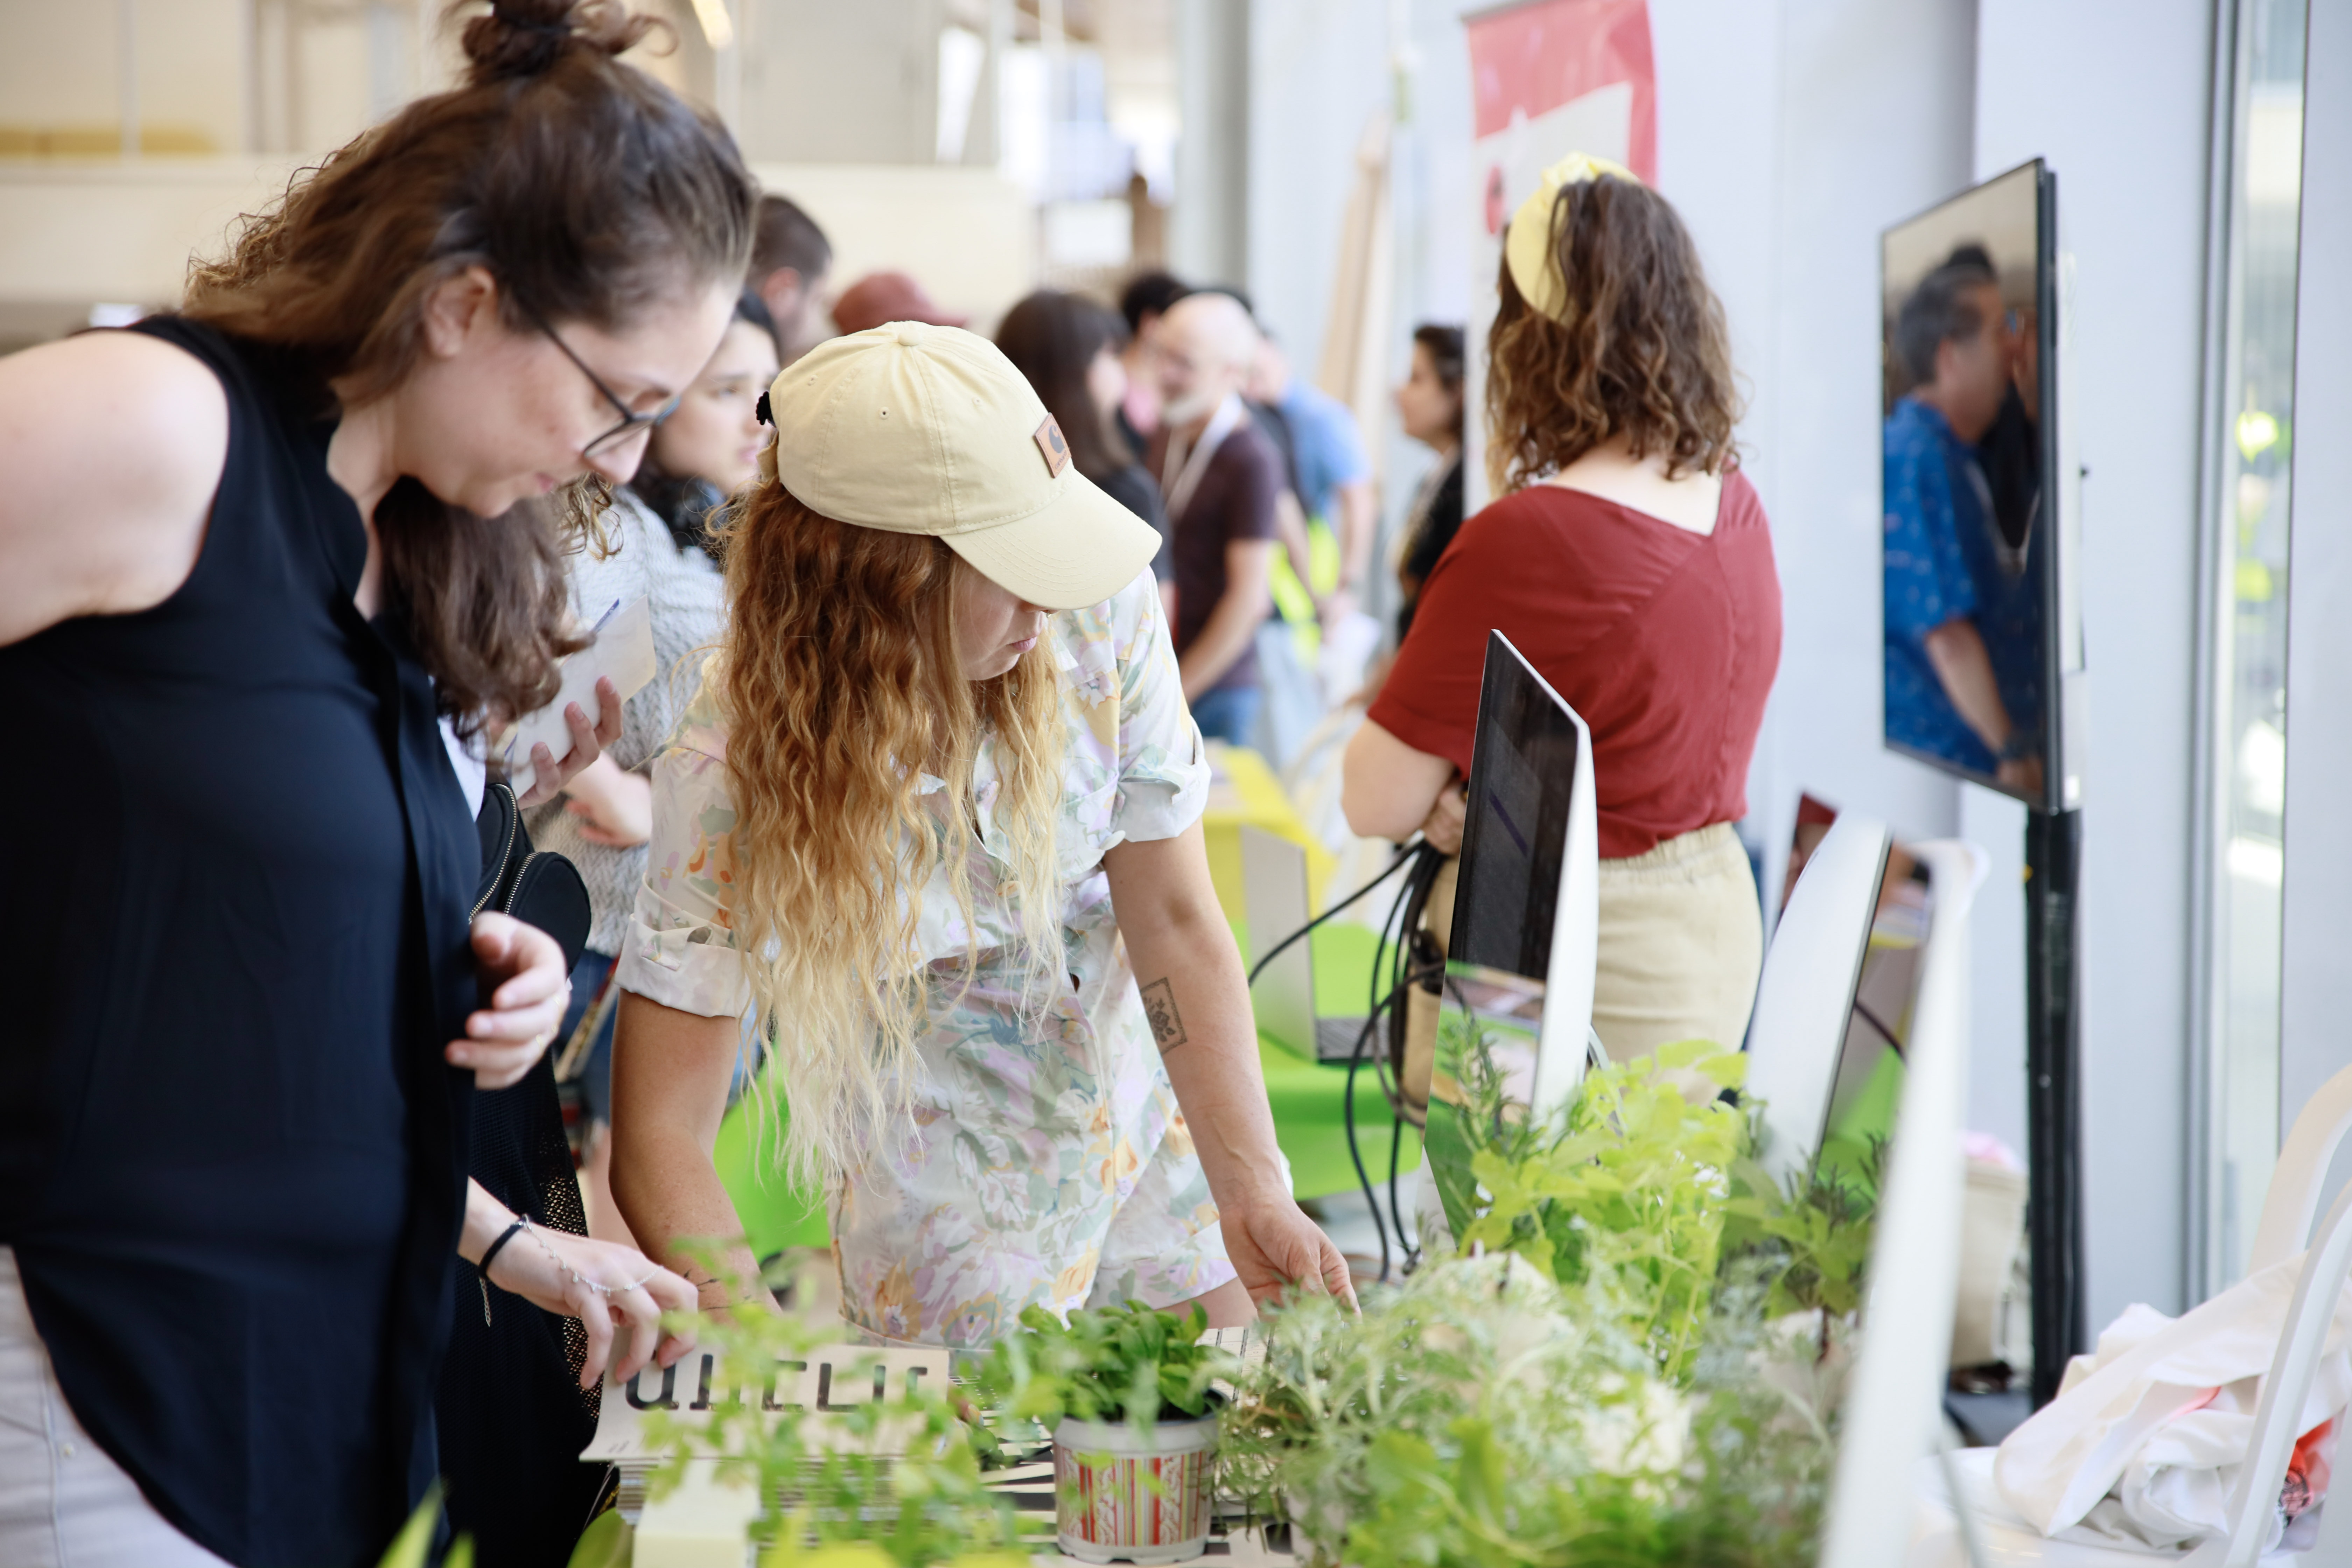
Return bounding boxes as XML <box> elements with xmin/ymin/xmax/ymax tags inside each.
<box><xmin>494</xmin><ymin>595</ymin><xmax>654</xmax><ymax>799</ymax></box>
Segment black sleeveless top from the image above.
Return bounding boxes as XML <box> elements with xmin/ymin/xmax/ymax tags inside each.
<box><xmin>0</xmin><ymin>319</ymin><xmax>479</xmax><ymax>1567</ymax></box>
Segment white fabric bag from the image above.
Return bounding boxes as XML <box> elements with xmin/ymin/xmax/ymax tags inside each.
<box><xmin>1993</xmin><ymin>1248</ymin><xmax>2352</xmax><ymax>1553</ymax></box>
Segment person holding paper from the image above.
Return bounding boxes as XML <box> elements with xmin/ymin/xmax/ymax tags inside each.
<box><xmin>527</xmin><ymin>292</ymin><xmax>776</xmax><ymax>1249</ymax></box>
<box><xmin>0</xmin><ymin>6</ymin><xmax>750</xmax><ymax>1564</ymax></box>
<box><xmin>609</xmin><ymin>323</ymin><xmax>1351</xmax><ymax>1349</ymax></box>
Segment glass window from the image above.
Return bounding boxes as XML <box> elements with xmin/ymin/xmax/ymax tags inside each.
<box><xmin>2203</xmin><ymin>0</ymin><xmax>2305</xmax><ymax>1288</ymax></box>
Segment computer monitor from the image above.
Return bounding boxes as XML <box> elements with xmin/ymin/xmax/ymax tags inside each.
<box><xmin>1746</xmin><ymin>812</ymin><xmax>1893</xmax><ymax>1187</ymax></box>
<box><xmin>1879</xmin><ymin>158</ymin><xmax>2078</xmax><ymax>811</ymax></box>
<box><xmin>1446</xmin><ymin>630</ymin><xmax>1599</xmax><ymax>1119</ymax></box>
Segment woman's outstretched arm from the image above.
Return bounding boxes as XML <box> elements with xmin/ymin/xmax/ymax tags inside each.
<box><xmin>1104</xmin><ymin>819</ymin><xmax>1355</xmax><ymax>1314</ymax></box>
<box><xmin>608</xmin><ymin>991</ymin><xmax>771</xmax><ymax>1313</ymax></box>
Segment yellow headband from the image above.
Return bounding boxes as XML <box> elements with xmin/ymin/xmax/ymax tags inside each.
<box><xmin>1503</xmin><ymin>152</ymin><xmax>1642</xmax><ymax>322</ymax></box>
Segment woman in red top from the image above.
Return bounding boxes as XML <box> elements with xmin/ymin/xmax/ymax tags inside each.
<box><xmin>1342</xmin><ymin>154</ymin><xmax>1781</xmax><ymax>1059</ymax></box>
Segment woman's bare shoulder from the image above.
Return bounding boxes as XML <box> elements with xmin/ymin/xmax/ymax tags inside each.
<box><xmin>0</xmin><ymin>330</ymin><xmax>230</xmax><ymax>646</ymax></box>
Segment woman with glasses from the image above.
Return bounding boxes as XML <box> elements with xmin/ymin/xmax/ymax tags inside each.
<box><xmin>0</xmin><ymin>4</ymin><xmax>754</xmax><ymax>1564</ymax></box>
<box><xmin>526</xmin><ymin>290</ymin><xmax>779</xmax><ymax>1260</ymax></box>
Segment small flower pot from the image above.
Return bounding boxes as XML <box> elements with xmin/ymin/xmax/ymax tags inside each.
<box><xmin>1051</xmin><ymin>1412</ymin><xmax>1218</xmax><ymax>1565</ymax></box>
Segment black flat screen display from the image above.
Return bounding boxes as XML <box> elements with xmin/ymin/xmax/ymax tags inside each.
<box><xmin>1451</xmin><ymin>631</ymin><xmax>1586</xmax><ymax>983</ymax></box>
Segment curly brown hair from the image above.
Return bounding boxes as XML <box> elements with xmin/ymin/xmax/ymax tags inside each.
<box><xmin>1485</xmin><ymin>176</ymin><xmax>1740</xmax><ymax>495</ymax></box>
<box><xmin>181</xmin><ymin>0</ymin><xmax>756</xmax><ymax>733</ymax></box>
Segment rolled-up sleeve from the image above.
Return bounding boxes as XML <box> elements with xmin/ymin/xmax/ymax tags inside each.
<box><xmin>1110</xmin><ymin>579</ymin><xmax>1210</xmax><ymax>842</ymax></box>
<box><xmin>614</xmin><ymin>742</ymin><xmax>753</xmax><ymax>1019</ymax></box>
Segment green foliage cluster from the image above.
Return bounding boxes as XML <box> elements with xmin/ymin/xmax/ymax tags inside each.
<box><xmin>1218</xmin><ymin>1023</ymin><xmax>1881</xmax><ymax>1568</ymax></box>
<box><xmin>1447</xmin><ymin>1030</ymin><xmax>1749</xmax><ymax>1380</ymax></box>
<box><xmin>1723</xmin><ymin>1137</ymin><xmax>1885</xmax><ymax>1327</ymax></box>
<box><xmin>635</xmin><ymin>1265</ymin><xmax>1028</xmax><ymax>1568</ymax></box>
<box><xmin>1219</xmin><ymin>1256</ymin><xmax>1832</xmax><ymax>1568</ymax></box>
<box><xmin>975</xmin><ymin>1300</ymin><xmax>1236</xmax><ymax>1432</ymax></box>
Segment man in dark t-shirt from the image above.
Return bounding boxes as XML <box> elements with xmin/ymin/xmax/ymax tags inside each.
<box><xmin>1146</xmin><ymin>292</ymin><xmax>1280</xmax><ymax>746</ymax></box>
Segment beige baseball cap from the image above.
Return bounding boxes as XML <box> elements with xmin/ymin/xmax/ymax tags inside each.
<box><xmin>756</xmin><ymin>321</ymin><xmax>1160</xmax><ymax>612</ymax></box>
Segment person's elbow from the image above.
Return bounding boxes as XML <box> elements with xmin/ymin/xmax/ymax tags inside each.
<box><xmin>1340</xmin><ymin>727</ymin><xmax>1426</xmax><ymax>842</ymax></box>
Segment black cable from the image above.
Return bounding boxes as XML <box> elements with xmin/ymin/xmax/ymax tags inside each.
<box><xmin>1340</xmin><ymin>842</ymin><xmax>1444</xmax><ymax>1284</ymax></box>
<box><xmin>1246</xmin><ymin>840</ymin><xmax>1420</xmax><ymax>988</ymax></box>
<box><xmin>1853</xmin><ymin>999</ymin><xmax>1906</xmax><ymax>1057</ymax></box>
<box><xmin>1342</xmin><ymin>982</ymin><xmax>1406</xmax><ymax>1285</ymax></box>
<box><xmin>1386</xmin><ymin>1113</ymin><xmax>1411</xmax><ymax>1276</ymax></box>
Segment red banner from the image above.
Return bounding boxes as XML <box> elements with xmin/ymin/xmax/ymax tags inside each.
<box><xmin>1466</xmin><ymin>0</ymin><xmax>1656</xmax><ymax>185</ymax></box>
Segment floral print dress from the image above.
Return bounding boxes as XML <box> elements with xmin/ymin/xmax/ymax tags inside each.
<box><xmin>614</xmin><ymin>573</ymin><xmax>1233</xmax><ymax>1347</ymax></box>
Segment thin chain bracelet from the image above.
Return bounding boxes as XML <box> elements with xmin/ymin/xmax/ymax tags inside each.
<box><xmin>515</xmin><ymin>1217</ymin><xmax>661</xmax><ymax>1297</ymax></box>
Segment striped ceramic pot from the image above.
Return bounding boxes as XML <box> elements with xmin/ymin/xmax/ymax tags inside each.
<box><xmin>1051</xmin><ymin>1411</ymin><xmax>1218</xmax><ymax>1565</ymax></box>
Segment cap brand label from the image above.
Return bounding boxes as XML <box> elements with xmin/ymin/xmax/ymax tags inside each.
<box><xmin>1032</xmin><ymin>415</ymin><xmax>1072</xmax><ymax>477</ymax></box>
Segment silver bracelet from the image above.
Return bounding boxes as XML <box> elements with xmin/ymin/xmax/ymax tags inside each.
<box><xmin>517</xmin><ymin>1217</ymin><xmax>660</xmax><ymax>1297</ymax></box>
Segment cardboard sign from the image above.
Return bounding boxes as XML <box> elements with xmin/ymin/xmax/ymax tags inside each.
<box><xmin>582</xmin><ymin>1341</ymin><xmax>951</xmax><ymax>1463</ymax></box>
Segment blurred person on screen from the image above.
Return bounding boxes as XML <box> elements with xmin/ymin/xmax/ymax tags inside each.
<box><xmin>1883</xmin><ymin>247</ymin><xmax>2044</xmax><ymax>797</ymax></box>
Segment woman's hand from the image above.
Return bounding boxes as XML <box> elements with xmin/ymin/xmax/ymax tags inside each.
<box><xmin>482</xmin><ymin>1221</ymin><xmax>699</xmax><ymax>1390</ymax></box>
<box><xmin>451</xmin><ymin>911</ymin><xmax>570</xmax><ymax>1088</ymax></box>
<box><xmin>514</xmin><ymin>675</ymin><xmax>625</xmax><ymax>809</ymax></box>
<box><xmin>1418</xmin><ymin>781</ymin><xmax>1467</xmax><ymax>856</ymax></box>
<box><xmin>562</xmin><ymin>752</ymin><xmax>654</xmax><ymax>847</ymax></box>
<box><xmin>1221</xmin><ymin>1194</ymin><xmax>1357</xmax><ymax>1311</ymax></box>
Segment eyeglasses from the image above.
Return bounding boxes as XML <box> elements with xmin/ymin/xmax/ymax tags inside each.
<box><xmin>513</xmin><ymin>296</ymin><xmax>682</xmax><ymax>459</ymax></box>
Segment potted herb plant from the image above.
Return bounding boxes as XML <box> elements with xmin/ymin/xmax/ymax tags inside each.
<box><xmin>976</xmin><ymin>1300</ymin><xmax>1237</xmax><ymax>1565</ymax></box>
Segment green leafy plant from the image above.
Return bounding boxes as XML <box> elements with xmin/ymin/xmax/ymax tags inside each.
<box><xmin>1213</xmin><ymin>1017</ymin><xmax>1878</xmax><ymax>1568</ymax></box>
<box><xmin>636</xmin><ymin>1255</ymin><xmax>1028</xmax><ymax>1568</ymax></box>
<box><xmin>1723</xmin><ymin>1136</ymin><xmax>1884</xmax><ymax>1327</ymax></box>
<box><xmin>1220</xmin><ymin>1254</ymin><xmax>1831</xmax><ymax>1568</ymax></box>
<box><xmin>974</xmin><ymin>1300</ymin><xmax>1235</xmax><ymax>1432</ymax></box>
<box><xmin>1443</xmin><ymin>1023</ymin><xmax>1750</xmax><ymax>1381</ymax></box>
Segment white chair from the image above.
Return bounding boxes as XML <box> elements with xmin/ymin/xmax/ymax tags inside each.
<box><xmin>1906</xmin><ymin>1060</ymin><xmax>2352</xmax><ymax>1568</ymax></box>
<box><xmin>1742</xmin><ymin>813</ymin><xmax>1892</xmax><ymax>1189</ymax></box>
<box><xmin>2248</xmin><ymin>1063</ymin><xmax>2352</xmax><ymax>1275</ymax></box>
<box><xmin>1818</xmin><ymin>838</ymin><xmax>1987</xmax><ymax>1568</ymax></box>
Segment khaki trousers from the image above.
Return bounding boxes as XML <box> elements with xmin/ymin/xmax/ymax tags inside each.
<box><xmin>1588</xmin><ymin>821</ymin><xmax>1764</xmax><ymax>1060</ymax></box>
<box><xmin>1404</xmin><ymin>821</ymin><xmax>1763</xmax><ymax>1113</ymax></box>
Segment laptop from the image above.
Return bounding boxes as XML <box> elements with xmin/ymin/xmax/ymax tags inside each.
<box><xmin>1240</xmin><ymin>825</ymin><xmax>1391</xmax><ymax>1063</ymax></box>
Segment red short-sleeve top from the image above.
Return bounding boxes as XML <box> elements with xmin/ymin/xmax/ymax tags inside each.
<box><xmin>1367</xmin><ymin>473</ymin><xmax>1782</xmax><ymax>860</ymax></box>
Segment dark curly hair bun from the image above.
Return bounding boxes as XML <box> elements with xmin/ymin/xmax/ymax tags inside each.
<box><xmin>460</xmin><ymin>0</ymin><xmax>655</xmax><ymax>85</ymax></box>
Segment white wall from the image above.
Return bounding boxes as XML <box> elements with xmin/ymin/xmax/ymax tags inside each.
<box><xmin>1237</xmin><ymin>0</ymin><xmax>2220</xmax><ymax>1326</ymax></box>
<box><xmin>1975</xmin><ymin>0</ymin><xmax>2213</xmax><ymax>1325</ymax></box>
<box><xmin>1654</xmin><ymin>0</ymin><xmax>2029</xmax><ymax>1158</ymax></box>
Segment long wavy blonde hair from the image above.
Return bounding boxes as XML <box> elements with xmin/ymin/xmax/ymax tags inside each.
<box><xmin>712</xmin><ymin>485</ymin><xmax>1067</xmax><ymax>1185</ymax></box>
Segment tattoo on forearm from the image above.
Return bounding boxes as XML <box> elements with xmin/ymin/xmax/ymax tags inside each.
<box><xmin>1140</xmin><ymin>978</ymin><xmax>1188</xmax><ymax>1053</ymax></box>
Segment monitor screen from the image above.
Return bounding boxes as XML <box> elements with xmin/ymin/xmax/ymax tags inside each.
<box><xmin>1880</xmin><ymin>159</ymin><xmax>2061</xmax><ymax>808</ymax></box>
<box><xmin>1452</xmin><ymin>631</ymin><xmax>1587</xmax><ymax>983</ymax></box>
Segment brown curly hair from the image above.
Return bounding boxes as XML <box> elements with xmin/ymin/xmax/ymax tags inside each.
<box><xmin>180</xmin><ymin>0</ymin><xmax>756</xmax><ymax>733</ymax></box>
<box><xmin>1485</xmin><ymin>176</ymin><xmax>1740</xmax><ymax>496</ymax></box>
